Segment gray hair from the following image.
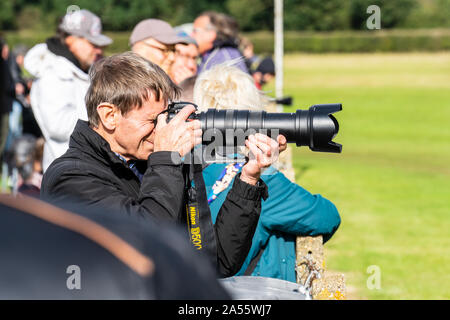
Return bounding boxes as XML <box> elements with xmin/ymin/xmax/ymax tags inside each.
<box><xmin>85</xmin><ymin>51</ymin><xmax>180</xmax><ymax>127</ymax></box>
<box><xmin>199</xmin><ymin>11</ymin><xmax>239</xmax><ymax>44</ymax></box>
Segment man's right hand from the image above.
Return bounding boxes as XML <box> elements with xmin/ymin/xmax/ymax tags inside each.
<box><xmin>153</xmin><ymin>105</ymin><xmax>202</xmax><ymax>157</ymax></box>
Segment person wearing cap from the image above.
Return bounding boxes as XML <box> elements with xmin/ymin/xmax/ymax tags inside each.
<box><xmin>24</xmin><ymin>9</ymin><xmax>112</xmax><ymax>171</ymax></box>
<box><xmin>130</xmin><ymin>19</ymin><xmax>186</xmax><ymax>75</ymax></box>
<box><xmin>169</xmin><ymin>30</ymin><xmax>200</xmax><ymax>84</ymax></box>
<box><xmin>253</xmin><ymin>57</ymin><xmax>276</xmax><ymax>90</ymax></box>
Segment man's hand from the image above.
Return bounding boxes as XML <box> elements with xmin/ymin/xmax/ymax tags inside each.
<box><xmin>240</xmin><ymin>133</ymin><xmax>287</xmax><ymax>185</ymax></box>
<box><xmin>153</xmin><ymin>105</ymin><xmax>202</xmax><ymax>157</ymax></box>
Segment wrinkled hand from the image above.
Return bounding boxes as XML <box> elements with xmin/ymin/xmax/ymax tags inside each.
<box><xmin>153</xmin><ymin>105</ymin><xmax>202</xmax><ymax>157</ymax></box>
<box><xmin>240</xmin><ymin>133</ymin><xmax>287</xmax><ymax>185</ymax></box>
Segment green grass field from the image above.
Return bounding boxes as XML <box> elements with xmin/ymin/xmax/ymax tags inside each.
<box><xmin>271</xmin><ymin>52</ymin><xmax>450</xmax><ymax>299</ymax></box>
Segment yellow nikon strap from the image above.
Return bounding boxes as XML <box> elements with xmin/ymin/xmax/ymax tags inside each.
<box><xmin>186</xmin><ymin>199</ymin><xmax>202</xmax><ymax>250</ymax></box>
<box><xmin>184</xmin><ymin>162</ymin><xmax>218</xmax><ymax>268</ymax></box>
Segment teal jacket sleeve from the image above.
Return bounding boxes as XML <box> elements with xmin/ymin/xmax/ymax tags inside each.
<box><xmin>259</xmin><ymin>169</ymin><xmax>340</xmax><ymax>243</ymax></box>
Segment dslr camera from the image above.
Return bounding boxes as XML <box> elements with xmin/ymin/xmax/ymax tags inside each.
<box><xmin>164</xmin><ymin>102</ymin><xmax>342</xmax><ymax>153</ymax></box>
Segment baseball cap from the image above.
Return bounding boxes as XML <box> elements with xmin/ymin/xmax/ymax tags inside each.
<box><xmin>256</xmin><ymin>57</ymin><xmax>275</xmax><ymax>75</ymax></box>
<box><xmin>129</xmin><ymin>19</ymin><xmax>187</xmax><ymax>46</ymax></box>
<box><xmin>59</xmin><ymin>9</ymin><xmax>112</xmax><ymax>47</ymax></box>
<box><xmin>174</xmin><ymin>23</ymin><xmax>194</xmax><ymax>37</ymax></box>
<box><xmin>174</xmin><ymin>27</ymin><xmax>198</xmax><ymax>46</ymax></box>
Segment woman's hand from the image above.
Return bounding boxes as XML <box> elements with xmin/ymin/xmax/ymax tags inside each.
<box><xmin>240</xmin><ymin>133</ymin><xmax>287</xmax><ymax>185</ymax></box>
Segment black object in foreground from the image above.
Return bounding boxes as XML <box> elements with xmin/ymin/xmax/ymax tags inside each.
<box><xmin>269</xmin><ymin>96</ymin><xmax>293</xmax><ymax>106</ymax></box>
<box><xmin>164</xmin><ymin>102</ymin><xmax>342</xmax><ymax>153</ymax></box>
<box><xmin>0</xmin><ymin>194</ymin><xmax>230</xmax><ymax>299</ymax></box>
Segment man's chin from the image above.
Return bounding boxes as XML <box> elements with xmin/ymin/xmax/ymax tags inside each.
<box><xmin>136</xmin><ymin>151</ymin><xmax>152</xmax><ymax>161</ymax></box>
<box><xmin>139</xmin><ymin>147</ymin><xmax>154</xmax><ymax>160</ymax></box>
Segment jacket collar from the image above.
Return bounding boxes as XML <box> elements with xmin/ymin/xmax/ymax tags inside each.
<box><xmin>24</xmin><ymin>43</ymin><xmax>89</xmax><ymax>81</ymax></box>
<box><xmin>46</xmin><ymin>37</ymin><xmax>86</xmax><ymax>73</ymax></box>
<box><xmin>68</xmin><ymin>120</ymin><xmax>127</xmax><ymax>168</ymax></box>
<box><xmin>212</xmin><ymin>38</ymin><xmax>239</xmax><ymax>49</ymax></box>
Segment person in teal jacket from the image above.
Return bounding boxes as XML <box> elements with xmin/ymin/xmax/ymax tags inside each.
<box><xmin>203</xmin><ymin>164</ymin><xmax>340</xmax><ymax>283</ymax></box>
<box><xmin>191</xmin><ymin>62</ymin><xmax>341</xmax><ymax>283</ymax></box>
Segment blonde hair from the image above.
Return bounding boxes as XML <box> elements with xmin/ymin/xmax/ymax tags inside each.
<box><xmin>193</xmin><ymin>60</ymin><xmax>268</xmax><ymax>112</ymax></box>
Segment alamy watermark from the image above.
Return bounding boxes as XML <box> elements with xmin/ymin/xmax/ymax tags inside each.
<box><xmin>66</xmin><ymin>265</ymin><xmax>81</xmax><ymax>290</ymax></box>
<box><xmin>172</xmin><ymin>128</ymin><xmax>282</xmax><ymax>176</ymax></box>
<box><xmin>62</xmin><ymin>5</ymin><xmax>82</xmax><ymax>31</ymax></box>
<box><xmin>366</xmin><ymin>265</ymin><xmax>382</xmax><ymax>290</ymax></box>
<box><xmin>366</xmin><ymin>5</ymin><xmax>381</xmax><ymax>30</ymax></box>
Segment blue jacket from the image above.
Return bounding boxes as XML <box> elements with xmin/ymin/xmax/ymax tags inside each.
<box><xmin>198</xmin><ymin>41</ymin><xmax>249</xmax><ymax>74</ymax></box>
<box><xmin>203</xmin><ymin>164</ymin><xmax>341</xmax><ymax>282</ymax></box>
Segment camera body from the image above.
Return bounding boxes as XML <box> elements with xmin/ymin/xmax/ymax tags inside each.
<box><xmin>164</xmin><ymin>101</ymin><xmax>342</xmax><ymax>153</ymax></box>
<box><xmin>166</xmin><ymin>102</ymin><xmax>200</xmax><ymax>121</ymax></box>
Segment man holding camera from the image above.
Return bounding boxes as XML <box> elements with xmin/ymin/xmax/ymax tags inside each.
<box><xmin>41</xmin><ymin>52</ymin><xmax>286</xmax><ymax>277</ymax></box>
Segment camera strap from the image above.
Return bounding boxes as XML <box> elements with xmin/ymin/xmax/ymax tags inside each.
<box><xmin>184</xmin><ymin>160</ymin><xmax>218</xmax><ymax>268</ymax></box>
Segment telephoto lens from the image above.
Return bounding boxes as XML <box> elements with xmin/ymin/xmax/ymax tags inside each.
<box><xmin>165</xmin><ymin>102</ymin><xmax>342</xmax><ymax>153</ymax></box>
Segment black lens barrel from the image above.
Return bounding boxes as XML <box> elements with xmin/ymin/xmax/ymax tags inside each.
<box><xmin>197</xmin><ymin>104</ymin><xmax>342</xmax><ymax>153</ymax></box>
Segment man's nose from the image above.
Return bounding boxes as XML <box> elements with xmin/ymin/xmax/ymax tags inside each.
<box><xmin>188</xmin><ymin>59</ymin><xmax>197</xmax><ymax>71</ymax></box>
<box><xmin>167</xmin><ymin>51</ymin><xmax>176</xmax><ymax>63</ymax></box>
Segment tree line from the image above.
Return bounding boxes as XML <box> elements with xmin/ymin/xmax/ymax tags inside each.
<box><xmin>1</xmin><ymin>0</ymin><xmax>449</xmax><ymax>32</ymax></box>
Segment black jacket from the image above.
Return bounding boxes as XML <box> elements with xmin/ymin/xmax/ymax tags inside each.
<box><xmin>0</xmin><ymin>195</ymin><xmax>230</xmax><ymax>299</ymax></box>
<box><xmin>41</xmin><ymin>120</ymin><xmax>268</xmax><ymax>277</ymax></box>
<box><xmin>0</xmin><ymin>53</ymin><xmax>15</xmax><ymax>115</ymax></box>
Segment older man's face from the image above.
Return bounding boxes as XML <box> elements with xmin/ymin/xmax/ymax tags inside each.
<box><xmin>113</xmin><ymin>93</ymin><xmax>166</xmax><ymax>161</ymax></box>
<box><xmin>133</xmin><ymin>38</ymin><xmax>176</xmax><ymax>74</ymax></box>
<box><xmin>169</xmin><ymin>43</ymin><xmax>199</xmax><ymax>83</ymax></box>
<box><xmin>66</xmin><ymin>36</ymin><xmax>104</xmax><ymax>71</ymax></box>
<box><xmin>174</xmin><ymin>43</ymin><xmax>199</xmax><ymax>74</ymax></box>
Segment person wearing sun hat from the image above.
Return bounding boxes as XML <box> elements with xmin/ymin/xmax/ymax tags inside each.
<box><xmin>24</xmin><ymin>9</ymin><xmax>112</xmax><ymax>172</ymax></box>
<box><xmin>130</xmin><ymin>19</ymin><xmax>188</xmax><ymax>75</ymax></box>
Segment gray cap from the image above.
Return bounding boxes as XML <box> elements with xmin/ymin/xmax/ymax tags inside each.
<box><xmin>174</xmin><ymin>23</ymin><xmax>193</xmax><ymax>36</ymax></box>
<box><xmin>129</xmin><ymin>19</ymin><xmax>187</xmax><ymax>46</ymax></box>
<box><xmin>174</xmin><ymin>26</ymin><xmax>198</xmax><ymax>46</ymax></box>
<box><xmin>59</xmin><ymin>9</ymin><xmax>112</xmax><ymax>47</ymax></box>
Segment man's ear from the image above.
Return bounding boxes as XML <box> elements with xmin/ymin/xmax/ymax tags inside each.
<box><xmin>96</xmin><ymin>103</ymin><xmax>118</xmax><ymax>131</ymax></box>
